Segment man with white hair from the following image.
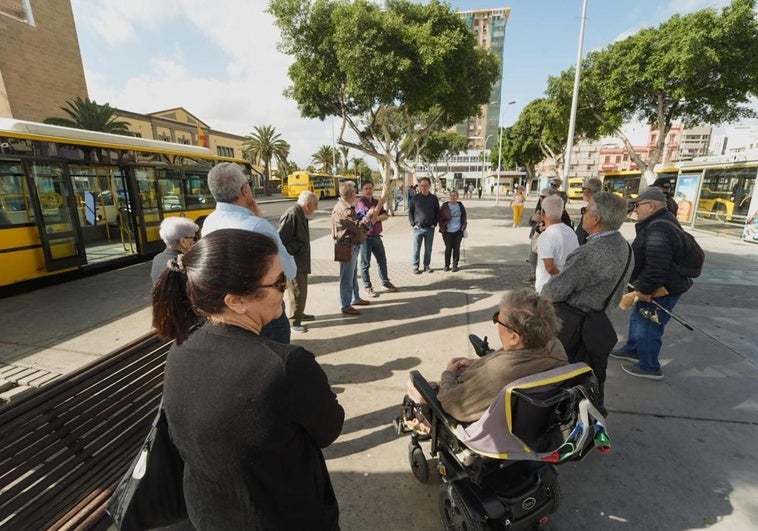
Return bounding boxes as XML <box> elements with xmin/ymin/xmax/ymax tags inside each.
<box><xmin>535</xmin><ymin>195</ymin><xmax>579</xmax><ymax>293</ymax></box>
<box><xmin>203</xmin><ymin>162</ymin><xmax>297</xmax><ymax>343</ymax></box>
<box><xmin>542</xmin><ymin>192</ymin><xmax>633</xmax><ymax>407</ymax></box>
<box><xmin>278</xmin><ymin>191</ymin><xmax>319</xmax><ymax>333</ymax></box>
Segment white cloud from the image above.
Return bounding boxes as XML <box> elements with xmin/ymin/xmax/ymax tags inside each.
<box><xmin>72</xmin><ymin>0</ymin><xmax>336</xmax><ymax>167</ymax></box>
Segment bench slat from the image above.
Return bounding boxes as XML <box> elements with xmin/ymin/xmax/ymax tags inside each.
<box><xmin>0</xmin><ymin>332</ymin><xmax>173</xmax><ymax>530</ymax></box>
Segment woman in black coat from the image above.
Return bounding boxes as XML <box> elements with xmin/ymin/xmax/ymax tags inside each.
<box><xmin>439</xmin><ymin>190</ymin><xmax>468</xmax><ymax>272</ymax></box>
<box><xmin>152</xmin><ymin>229</ymin><xmax>344</xmax><ymax>530</ymax></box>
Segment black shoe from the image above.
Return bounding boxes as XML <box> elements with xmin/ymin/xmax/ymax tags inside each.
<box><xmin>290</xmin><ymin>314</ymin><xmax>315</xmax><ymax>321</ymax></box>
<box><xmin>452</xmin><ymin>266</ymin><xmax>459</xmax><ymax>272</ymax></box>
<box><xmin>610</xmin><ymin>349</ymin><xmax>640</xmax><ymax>362</ymax></box>
<box><xmin>443</xmin><ymin>266</ymin><xmax>450</xmax><ymax>271</ymax></box>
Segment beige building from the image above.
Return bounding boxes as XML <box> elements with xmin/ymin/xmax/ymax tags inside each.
<box><xmin>1</xmin><ymin>2</ymin><xmax>249</xmax><ymax>162</ymax></box>
<box><xmin>0</xmin><ymin>0</ymin><xmax>88</xmax><ymax>121</ymax></box>
<box><xmin>115</xmin><ymin>107</ymin><xmax>247</xmax><ymax>160</ymax></box>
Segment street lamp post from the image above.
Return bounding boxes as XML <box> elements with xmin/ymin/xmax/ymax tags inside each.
<box><xmin>481</xmin><ymin>134</ymin><xmax>493</xmax><ymax>195</ymax></box>
<box><xmin>495</xmin><ymin>100</ymin><xmax>517</xmax><ymax>206</ymax></box>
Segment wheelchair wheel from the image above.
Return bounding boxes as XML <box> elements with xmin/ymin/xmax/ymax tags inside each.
<box><xmin>439</xmin><ymin>484</ymin><xmax>486</xmax><ymax>531</ymax></box>
<box><xmin>547</xmin><ymin>479</ymin><xmax>561</xmax><ymax>513</ymax></box>
<box><xmin>408</xmin><ymin>443</ymin><xmax>430</xmax><ymax>483</ymax></box>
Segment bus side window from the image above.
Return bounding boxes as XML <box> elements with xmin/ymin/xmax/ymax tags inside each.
<box><xmin>0</xmin><ymin>166</ymin><xmax>34</xmax><ymax>226</ymax></box>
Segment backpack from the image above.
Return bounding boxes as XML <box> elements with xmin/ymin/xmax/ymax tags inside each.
<box><xmin>651</xmin><ymin>219</ymin><xmax>705</xmax><ymax>278</ymax></box>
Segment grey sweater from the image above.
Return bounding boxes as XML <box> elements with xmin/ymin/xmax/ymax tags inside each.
<box><xmin>541</xmin><ymin>230</ymin><xmax>633</xmax><ymax>313</ymax></box>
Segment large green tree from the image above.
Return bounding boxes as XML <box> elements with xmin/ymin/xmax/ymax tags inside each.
<box><xmin>268</xmin><ymin>0</ymin><xmax>499</xmax><ymax>204</ymax></box>
<box><xmin>43</xmin><ymin>97</ymin><xmax>130</xmax><ymax>134</ymax></box>
<box><xmin>242</xmin><ymin>125</ymin><xmax>290</xmax><ymax>195</ymax></box>
<box><xmin>417</xmin><ymin>131</ymin><xmax>469</xmax><ymax>183</ymax></box>
<box><xmin>492</xmin><ymin>97</ymin><xmax>588</xmax><ymax>183</ymax></box>
<box><xmin>562</xmin><ymin>0</ymin><xmax>758</xmax><ymax>183</ymax></box>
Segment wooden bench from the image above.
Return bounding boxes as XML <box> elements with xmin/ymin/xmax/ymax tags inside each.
<box><xmin>0</xmin><ymin>332</ymin><xmax>172</xmax><ymax>530</ymax></box>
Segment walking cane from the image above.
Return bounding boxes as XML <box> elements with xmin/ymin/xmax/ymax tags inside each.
<box><xmin>625</xmin><ymin>283</ymin><xmax>695</xmax><ymax>331</ymax></box>
<box><xmin>648</xmin><ymin>299</ymin><xmax>695</xmax><ymax>331</ymax></box>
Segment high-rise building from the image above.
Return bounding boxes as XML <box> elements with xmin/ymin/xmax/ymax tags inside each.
<box><xmin>0</xmin><ymin>0</ymin><xmax>88</xmax><ymax>121</ymax></box>
<box><xmin>457</xmin><ymin>8</ymin><xmax>510</xmax><ymax>152</ymax></box>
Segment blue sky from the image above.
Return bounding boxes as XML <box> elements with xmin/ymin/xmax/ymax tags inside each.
<box><xmin>70</xmin><ymin>0</ymin><xmax>735</xmax><ymax>166</ymax></box>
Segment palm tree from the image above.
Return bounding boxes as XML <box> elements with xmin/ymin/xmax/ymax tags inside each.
<box><xmin>43</xmin><ymin>97</ymin><xmax>130</xmax><ymax>134</ymax></box>
<box><xmin>339</xmin><ymin>145</ymin><xmax>350</xmax><ymax>173</ymax></box>
<box><xmin>312</xmin><ymin>145</ymin><xmax>340</xmax><ymax>174</ymax></box>
<box><xmin>242</xmin><ymin>125</ymin><xmax>290</xmax><ymax>195</ymax></box>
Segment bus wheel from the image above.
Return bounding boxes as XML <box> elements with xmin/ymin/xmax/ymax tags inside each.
<box><xmin>320</xmin><ymin>191</ymin><xmax>325</xmax><ymax>199</ymax></box>
<box><xmin>712</xmin><ymin>205</ymin><xmax>727</xmax><ymax>223</ymax></box>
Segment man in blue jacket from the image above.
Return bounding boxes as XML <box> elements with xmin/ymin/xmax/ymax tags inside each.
<box><xmin>610</xmin><ymin>187</ymin><xmax>692</xmax><ymax>380</ymax></box>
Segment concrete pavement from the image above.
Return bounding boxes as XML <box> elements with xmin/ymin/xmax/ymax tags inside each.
<box><xmin>1</xmin><ymin>195</ymin><xmax>757</xmax><ymax>529</ymax></box>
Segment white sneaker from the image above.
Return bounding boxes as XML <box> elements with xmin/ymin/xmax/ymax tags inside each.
<box><xmin>291</xmin><ymin>324</ymin><xmax>308</xmax><ymax>333</ymax></box>
<box><xmin>366</xmin><ymin>286</ymin><xmax>379</xmax><ymax>298</ymax></box>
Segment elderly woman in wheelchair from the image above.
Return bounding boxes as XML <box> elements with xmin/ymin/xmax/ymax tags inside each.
<box><xmin>395</xmin><ymin>288</ymin><xmax>610</xmax><ymax>530</ymax></box>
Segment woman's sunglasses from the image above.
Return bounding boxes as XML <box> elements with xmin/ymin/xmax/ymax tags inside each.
<box><xmin>257</xmin><ymin>272</ymin><xmax>287</xmax><ymax>293</ymax></box>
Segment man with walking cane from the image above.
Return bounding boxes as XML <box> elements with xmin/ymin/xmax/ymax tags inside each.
<box><xmin>610</xmin><ymin>187</ymin><xmax>693</xmax><ymax>380</ymax></box>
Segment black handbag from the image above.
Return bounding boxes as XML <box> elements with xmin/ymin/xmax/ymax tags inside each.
<box><xmin>554</xmin><ymin>244</ymin><xmax>632</xmax><ymax>360</ymax></box>
<box><xmin>106</xmin><ymin>402</ymin><xmax>188</xmax><ymax>530</ymax></box>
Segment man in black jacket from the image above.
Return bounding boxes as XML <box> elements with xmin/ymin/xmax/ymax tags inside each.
<box><xmin>278</xmin><ymin>191</ymin><xmax>319</xmax><ymax>332</ymax></box>
<box><xmin>610</xmin><ymin>187</ymin><xmax>692</xmax><ymax>380</ymax></box>
<box><xmin>408</xmin><ymin>177</ymin><xmax>440</xmax><ymax>273</ymax></box>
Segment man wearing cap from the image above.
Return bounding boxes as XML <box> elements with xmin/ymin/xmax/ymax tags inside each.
<box><xmin>651</xmin><ymin>177</ymin><xmax>679</xmax><ymax>217</ymax></box>
<box><xmin>575</xmin><ymin>177</ymin><xmax>603</xmax><ymax>245</ymax></box>
<box><xmin>610</xmin><ymin>186</ymin><xmax>692</xmax><ymax>380</ymax></box>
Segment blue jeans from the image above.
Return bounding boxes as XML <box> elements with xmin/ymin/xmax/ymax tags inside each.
<box><xmin>339</xmin><ymin>245</ymin><xmax>361</xmax><ymax>309</ymax></box>
<box><xmin>261</xmin><ymin>303</ymin><xmax>290</xmax><ymax>344</ymax></box>
<box><xmin>620</xmin><ymin>294</ymin><xmax>681</xmax><ymax>371</ymax></box>
<box><xmin>360</xmin><ymin>235</ymin><xmax>389</xmax><ymax>288</ymax></box>
<box><xmin>412</xmin><ymin>227</ymin><xmax>435</xmax><ymax>269</ymax></box>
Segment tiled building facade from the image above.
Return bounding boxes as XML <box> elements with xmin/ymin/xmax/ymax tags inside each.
<box><xmin>0</xmin><ymin>0</ymin><xmax>88</xmax><ymax>122</ymax></box>
<box><xmin>457</xmin><ymin>8</ymin><xmax>511</xmax><ymax>151</ymax></box>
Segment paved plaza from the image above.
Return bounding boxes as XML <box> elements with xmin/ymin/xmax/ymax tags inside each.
<box><xmin>1</xmin><ymin>196</ymin><xmax>757</xmax><ymax>529</ymax></box>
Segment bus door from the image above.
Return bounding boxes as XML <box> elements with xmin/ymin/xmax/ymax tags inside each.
<box><xmin>23</xmin><ymin>160</ymin><xmax>86</xmax><ymax>271</ymax></box>
<box><xmin>128</xmin><ymin>165</ymin><xmax>164</xmax><ymax>254</ymax></box>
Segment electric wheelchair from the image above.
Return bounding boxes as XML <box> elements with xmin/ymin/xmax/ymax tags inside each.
<box><xmin>395</xmin><ymin>335</ymin><xmax>611</xmax><ymax>531</ymax></box>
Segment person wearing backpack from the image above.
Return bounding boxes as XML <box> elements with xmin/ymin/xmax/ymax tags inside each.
<box><xmin>610</xmin><ymin>187</ymin><xmax>693</xmax><ymax>380</ymax></box>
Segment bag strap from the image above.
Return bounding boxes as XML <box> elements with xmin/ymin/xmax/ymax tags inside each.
<box><xmin>602</xmin><ymin>243</ymin><xmax>632</xmax><ymax>312</ymax></box>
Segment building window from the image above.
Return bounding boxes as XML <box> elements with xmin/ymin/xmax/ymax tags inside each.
<box><xmin>217</xmin><ymin>146</ymin><xmax>235</xmax><ymax>157</ymax></box>
<box><xmin>0</xmin><ymin>0</ymin><xmax>34</xmax><ymax>24</ymax></box>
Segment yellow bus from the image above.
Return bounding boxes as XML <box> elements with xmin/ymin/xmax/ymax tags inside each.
<box><xmin>0</xmin><ymin>118</ymin><xmax>259</xmax><ymax>294</ymax></box>
<box><xmin>287</xmin><ymin>171</ymin><xmax>341</xmax><ymax>199</ymax></box>
<box><xmin>678</xmin><ymin>156</ymin><xmax>755</xmax><ymax>224</ymax></box>
<box><xmin>567</xmin><ymin>178</ymin><xmax>584</xmax><ymax>200</ymax></box>
<box><xmin>600</xmin><ymin>167</ymin><xmax>679</xmax><ymax>199</ymax></box>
